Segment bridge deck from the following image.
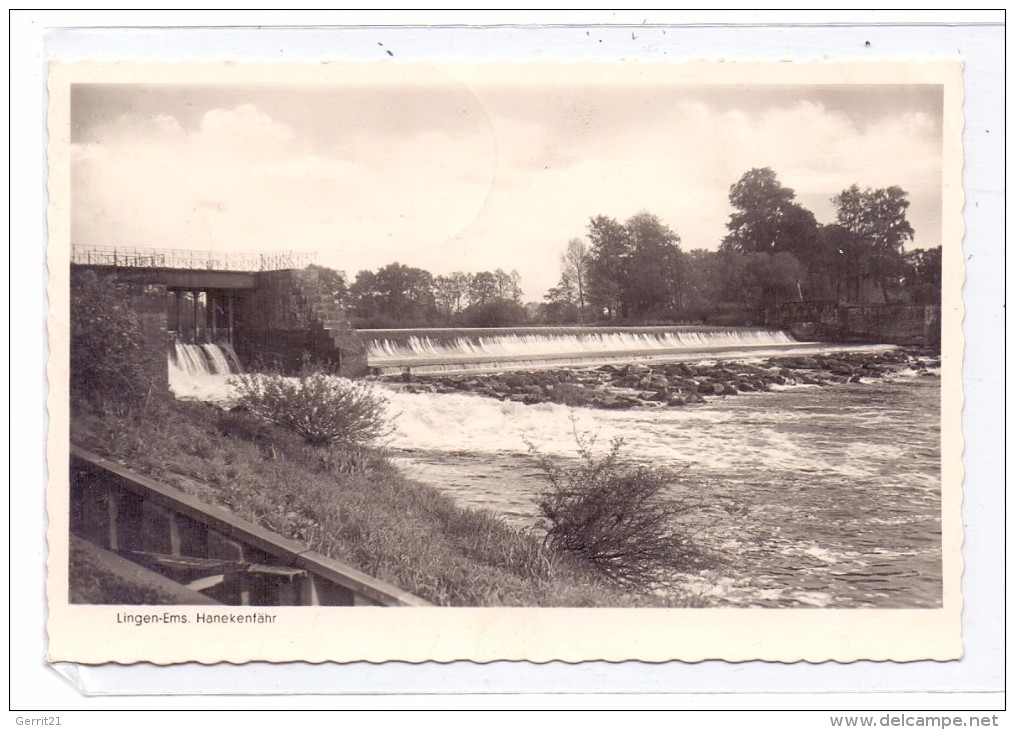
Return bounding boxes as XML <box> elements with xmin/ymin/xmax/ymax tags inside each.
<box><xmin>72</xmin><ymin>263</ymin><xmax>257</xmax><ymax>289</ymax></box>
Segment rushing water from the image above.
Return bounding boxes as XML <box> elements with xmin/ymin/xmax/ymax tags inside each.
<box><xmin>167</xmin><ymin>342</ymin><xmax>942</xmax><ymax>609</ymax></box>
<box><xmin>361</xmin><ymin>326</ymin><xmax>823</xmax><ymax>374</ymax></box>
<box><xmin>384</xmin><ymin>373</ymin><xmax>942</xmax><ymax>609</ymax></box>
<box><xmin>168</xmin><ymin>342</ymin><xmax>242</xmax><ymax>399</ymax></box>
<box><xmin>364</xmin><ymin>326</ymin><xmax>796</xmax><ymax>362</ymax></box>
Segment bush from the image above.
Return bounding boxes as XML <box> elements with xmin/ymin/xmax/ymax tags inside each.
<box><xmin>460</xmin><ymin>299</ymin><xmax>529</xmax><ymax>327</ymax></box>
<box><xmin>70</xmin><ymin>270</ymin><xmax>163</xmax><ymax>416</ymax></box>
<box><xmin>528</xmin><ymin>431</ymin><xmax>716</xmax><ymax>591</ymax></box>
<box><xmin>230</xmin><ymin>372</ymin><xmax>392</xmax><ymax>446</ymax></box>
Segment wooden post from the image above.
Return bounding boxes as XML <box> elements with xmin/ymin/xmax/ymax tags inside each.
<box><xmin>192</xmin><ymin>290</ymin><xmax>199</xmax><ymax>343</ymax></box>
<box><xmin>227</xmin><ymin>292</ymin><xmax>234</xmax><ymax>347</ymax></box>
<box><xmin>107</xmin><ymin>492</ymin><xmax>121</xmax><ymax>551</ymax></box>
<box><xmin>277</xmin><ymin>581</ymin><xmax>300</xmax><ymax>606</ymax></box>
<box><xmin>238</xmin><ymin>572</ymin><xmax>251</xmax><ymax>606</ymax></box>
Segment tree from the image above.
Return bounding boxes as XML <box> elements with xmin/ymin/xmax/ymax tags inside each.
<box><xmin>70</xmin><ymin>271</ymin><xmax>163</xmax><ymax>416</ymax></box>
<box><xmin>832</xmin><ymin>184</ymin><xmax>915</xmax><ymax>302</ymax></box>
<box><xmin>721</xmin><ymin>167</ymin><xmax>820</xmax><ymax>276</ymax></box>
<box><xmin>833</xmin><ymin>185</ymin><xmax>915</xmax><ymax>252</ymax></box>
<box><xmin>542</xmin><ymin>277</ymin><xmax>581</xmax><ymax>324</ymax></box>
<box><xmin>585</xmin><ymin>215</ymin><xmax>633</xmax><ymax>320</ymax></box>
<box><xmin>508</xmin><ymin>269</ymin><xmax>524</xmax><ymax>303</ymax></box>
<box><xmin>680</xmin><ymin>249</ymin><xmax>726</xmax><ymax>318</ymax></box>
<box><xmin>815</xmin><ymin>223</ymin><xmax>868</xmax><ymax>303</ymax></box>
<box><xmin>433</xmin><ymin>272</ymin><xmax>471</xmax><ymax>324</ymax></box>
<box><xmin>468</xmin><ymin>271</ymin><xmax>499</xmax><ymax>307</ymax></box>
<box><xmin>544</xmin><ymin>238</ymin><xmax>590</xmax><ymax>324</ymax></box>
<box><xmin>492</xmin><ymin>268</ymin><xmax>523</xmax><ymax>303</ymax></box>
<box><xmin>560</xmin><ymin>238</ymin><xmax>590</xmax><ymax>323</ymax></box>
<box><xmin>461</xmin><ymin>298</ymin><xmax>528</xmax><ymax>327</ymax></box>
<box><xmin>349</xmin><ymin>263</ymin><xmax>436</xmax><ymax>327</ymax></box>
<box><xmin>348</xmin><ymin>269</ymin><xmax>382</xmax><ymax>323</ymax></box>
<box><xmin>715</xmin><ymin>251</ymin><xmax>803</xmax><ymax>319</ymax></box>
<box><xmin>306</xmin><ymin>264</ymin><xmax>349</xmax><ymax>305</ymax></box>
<box><xmin>624</xmin><ymin>211</ymin><xmax>683</xmax><ymax>318</ymax></box>
<box><xmin>902</xmin><ymin>246</ymin><xmax>942</xmax><ymax>305</ymax></box>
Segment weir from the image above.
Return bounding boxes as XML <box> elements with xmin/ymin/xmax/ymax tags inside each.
<box><xmin>73</xmin><ymin>245</ymin><xmax>933</xmax><ymax>388</ymax></box>
<box><xmin>361</xmin><ymin>326</ymin><xmax>812</xmax><ymax>375</ymax></box>
<box><xmin>169</xmin><ymin>342</ymin><xmax>243</xmax><ymax>378</ymax></box>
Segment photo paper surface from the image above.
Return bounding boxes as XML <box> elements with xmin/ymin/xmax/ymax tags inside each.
<box><xmin>47</xmin><ymin>59</ymin><xmax>964</xmax><ymax>664</ymax></box>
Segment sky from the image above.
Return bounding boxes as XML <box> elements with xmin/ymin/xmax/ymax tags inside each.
<box><xmin>70</xmin><ymin>72</ymin><xmax>944</xmax><ymax>300</ymax></box>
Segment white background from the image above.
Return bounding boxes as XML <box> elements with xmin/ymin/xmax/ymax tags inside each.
<box><xmin>9</xmin><ymin>9</ymin><xmax>1006</xmax><ymax>716</ymax></box>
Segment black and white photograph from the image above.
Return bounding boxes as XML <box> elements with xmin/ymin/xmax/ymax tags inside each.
<box><xmin>48</xmin><ymin>58</ymin><xmax>964</xmax><ymax>664</ymax></box>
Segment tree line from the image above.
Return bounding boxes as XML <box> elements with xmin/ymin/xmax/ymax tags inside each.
<box><xmin>315</xmin><ymin>167</ymin><xmax>942</xmax><ymax>329</ymax></box>
<box><xmin>313</xmin><ymin>263</ymin><xmax>527</xmax><ymax>328</ymax></box>
<box><xmin>540</xmin><ymin>167</ymin><xmax>941</xmax><ymax>325</ymax></box>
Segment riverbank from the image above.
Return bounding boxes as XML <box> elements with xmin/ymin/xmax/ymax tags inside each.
<box><xmin>69</xmin><ymin>400</ymin><xmax>707</xmax><ymax>607</ymax></box>
<box><xmin>389</xmin><ymin>348</ymin><xmax>940</xmax><ymax>410</ymax></box>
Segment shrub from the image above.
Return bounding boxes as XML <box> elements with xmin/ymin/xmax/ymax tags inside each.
<box><xmin>528</xmin><ymin>431</ymin><xmax>715</xmax><ymax>591</ymax></box>
<box><xmin>70</xmin><ymin>270</ymin><xmax>163</xmax><ymax>416</ymax></box>
<box><xmin>230</xmin><ymin>372</ymin><xmax>392</xmax><ymax>446</ymax></box>
<box><xmin>460</xmin><ymin>299</ymin><xmax>529</xmax><ymax>327</ymax></box>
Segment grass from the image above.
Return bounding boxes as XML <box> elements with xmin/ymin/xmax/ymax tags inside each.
<box><xmin>71</xmin><ymin>399</ymin><xmax>705</xmax><ymax>607</ymax></box>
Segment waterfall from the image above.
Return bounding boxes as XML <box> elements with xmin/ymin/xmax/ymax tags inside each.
<box><xmin>360</xmin><ymin>326</ymin><xmax>807</xmax><ymax>374</ymax></box>
<box><xmin>169</xmin><ymin>342</ymin><xmax>242</xmax><ymax>377</ymax></box>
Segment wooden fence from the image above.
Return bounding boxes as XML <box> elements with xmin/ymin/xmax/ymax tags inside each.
<box><xmin>69</xmin><ymin>446</ymin><xmax>431</xmax><ymax>607</ymax></box>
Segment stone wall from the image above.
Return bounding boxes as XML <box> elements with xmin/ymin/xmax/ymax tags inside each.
<box><xmin>842</xmin><ymin>305</ymin><xmax>941</xmax><ymax>347</ymax></box>
<box><xmin>71</xmin><ymin>265</ymin><xmax>369</xmax><ymax>384</ymax></box>
<box><xmin>767</xmin><ymin>301</ymin><xmax>941</xmax><ymax>348</ymax></box>
<box><xmin>233</xmin><ymin>270</ymin><xmax>367</xmax><ymax>376</ymax></box>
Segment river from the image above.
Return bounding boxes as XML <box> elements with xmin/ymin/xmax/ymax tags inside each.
<box><xmin>169</xmin><ymin>345</ymin><xmax>942</xmax><ymax>609</ymax></box>
<box><xmin>383</xmin><ymin>372</ymin><xmax>942</xmax><ymax>608</ymax></box>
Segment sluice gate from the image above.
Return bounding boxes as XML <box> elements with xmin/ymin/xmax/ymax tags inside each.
<box><xmin>72</xmin><ymin>247</ymin><xmax>368</xmax><ymax>379</ymax></box>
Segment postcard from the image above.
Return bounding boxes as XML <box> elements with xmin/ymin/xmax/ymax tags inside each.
<box><xmin>47</xmin><ymin>58</ymin><xmax>964</xmax><ymax>664</ymax></box>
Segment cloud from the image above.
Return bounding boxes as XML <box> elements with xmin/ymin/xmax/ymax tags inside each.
<box><xmin>72</xmin><ymin>92</ymin><xmax>943</xmax><ymax>299</ymax></box>
<box><xmin>432</xmin><ymin>97</ymin><xmax>942</xmax><ymax>295</ymax></box>
<box><xmin>260</xmin><ymin>154</ymin><xmax>356</xmax><ymax>180</ymax></box>
<box><xmin>71</xmin><ymin>144</ymin><xmax>216</xmax><ymax>250</ymax></box>
<box><xmin>87</xmin><ymin>112</ymin><xmax>186</xmax><ymax>144</ymax></box>
<box><xmin>199</xmin><ymin>104</ymin><xmax>296</xmax><ymax>146</ymax></box>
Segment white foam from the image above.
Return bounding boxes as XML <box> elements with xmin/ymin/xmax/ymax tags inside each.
<box><xmin>366</xmin><ymin>328</ymin><xmax>798</xmax><ymax>365</ymax></box>
<box><xmin>382</xmin><ymin>386</ymin><xmax>905</xmax><ymax>480</ymax></box>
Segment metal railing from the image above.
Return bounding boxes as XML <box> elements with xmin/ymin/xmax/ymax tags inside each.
<box><xmin>71</xmin><ymin>244</ymin><xmax>316</xmax><ymax>272</ymax></box>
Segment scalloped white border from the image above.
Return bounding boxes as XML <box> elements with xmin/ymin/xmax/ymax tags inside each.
<box><xmin>45</xmin><ymin>58</ymin><xmax>964</xmax><ymax>666</ymax></box>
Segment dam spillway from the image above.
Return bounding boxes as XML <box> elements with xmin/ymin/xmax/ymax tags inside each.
<box><xmin>360</xmin><ymin>326</ymin><xmax>827</xmax><ymax>374</ymax></box>
<box><xmin>169</xmin><ymin>342</ymin><xmax>243</xmax><ymax>378</ymax></box>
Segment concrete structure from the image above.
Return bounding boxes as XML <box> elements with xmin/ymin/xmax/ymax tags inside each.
<box><xmin>767</xmin><ymin>301</ymin><xmax>941</xmax><ymax>348</ymax></box>
<box><xmin>232</xmin><ymin>268</ymin><xmax>367</xmax><ymax>375</ymax></box>
<box><xmin>72</xmin><ymin>255</ymin><xmax>368</xmax><ymax>379</ymax></box>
